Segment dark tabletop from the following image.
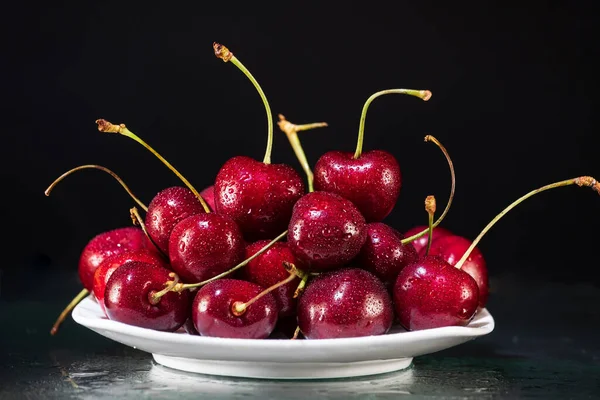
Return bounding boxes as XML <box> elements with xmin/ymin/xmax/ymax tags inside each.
<box><xmin>1</xmin><ymin>268</ymin><xmax>599</xmax><ymax>400</ymax></box>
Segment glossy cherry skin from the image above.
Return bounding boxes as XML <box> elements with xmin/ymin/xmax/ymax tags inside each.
<box><xmin>427</xmin><ymin>235</ymin><xmax>489</xmax><ymax>308</ymax></box>
<box><xmin>355</xmin><ymin>223</ymin><xmax>418</xmax><ymax>288</ymax></box>
<box><xmin>200</xmin><ymin>185</ymin><xmax>216</xmax><ymax>212</ymax></box>
<box><xmin>214</xmin><ymin>156</ymin><xmax>305</xmax><ymax>241</ymax></box>
<box><xmin>297</xmin><ymin>268</ymin><xmax>393</xmax><ymax>339</ymax></box>
<box><xmin>104</xmin><ymin>261</ymin><xmax>191</xmax><ymax>331</ymax></box>
<box><xmin>92</xmin><ymin>249</ymin><xmax>167</xmax><ymax>316</ymax></box>
<box><xmin>192</xmin><ymin>279</ymin><xmax>278</xmax><ymax>339</ymax></box>
<box><xmin>168</xmin><ymin>213</ymin><xmax>245</xmax><ymax>283</ymax></box>
<box><xmin>145</xmin><ymin>186</ymin><xmax>206</xmax><ymax>256</ymax></box>
<box><xmin>287</xmin><ymin>191</ymin><xmax>367</xmax><ymax>271</ymax></box>
<box><xmin>393</xmin><ymin>255</ymin><xmax>479</xmax><ymax>331</ymax></box>
<box><xmin>78</xmin><ymin>227</ymin><xmax>154</xmax><ymax>292</ymax></box>
<box><xmin>313</xmin><ymin>150</ymin><xmax>401</xmax><ymax>222</ymax></box>
<box><xmin>241</xmin><ymin>241</ymin><xmax>301</xmax><ymax>317</ymax></box>
<box><xmin>403</xmin><ymin>225</ymin><xmax>453</xmax><ymax>255</ymax></box>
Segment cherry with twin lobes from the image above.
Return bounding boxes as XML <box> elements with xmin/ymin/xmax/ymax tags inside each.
<box><xmin>45</xmin><ymin>42</ymin><xmax>600</xmax><ymax>341</ymax></box>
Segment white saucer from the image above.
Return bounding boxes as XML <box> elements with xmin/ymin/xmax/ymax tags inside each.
<box><xmin>72</xmin><ymin>296</ymin><xmax>494</xmax><ymax>379</ymax></box>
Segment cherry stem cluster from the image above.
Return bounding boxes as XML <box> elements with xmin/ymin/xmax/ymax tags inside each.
<box><xmin>354</xmin><ymin>89</ymin><xmax>432</xmax><ymax>159</ymax></box>
<box><xmin>424</xmin><ymin>195</ymin><xmax>437</xmax><ymax>256</ymax></box>
<box><xmin>401</xmin><ymin>135</ymin><xmax>456</xmax><ymax>245</ymax></box>
<box><xmin>277</xmin><ymin>114</ymin><xmax>328</xmax><ymax>192</ymax></box>
<box><xmin>95</xmin><ymin>119</ymin><xmax>211</xmax><ymax>213</ymax></box>
<box><xmin>45</xmin><ymin>164</ymin><xmax>148</xmax><ymax>212</ymax></box>
<box><xmin>454</xmin><ymin>176</ymin><xmax>600</xmax><ymax>270</ymax></box>
<box><xmin>149</xmin><ymin>273</ymin><xmax>180</xmax><ymax>305</ymax></box>
<box><xmin>214</xmin><ymin>42</ymin><xmax>274</xmax><ymax>165</ymax></box>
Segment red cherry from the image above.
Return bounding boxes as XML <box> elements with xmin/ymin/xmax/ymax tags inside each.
<box><xmin>92</xmin><ymin>249</ymin><xmax>167</xmax><ymax>316</ymax></box>
<box><xmin>144</xmin><ymin>187</ymin><xmax>206</xmax><ymax>256</ymax></box>
<box><xmin>427</xmin><ymin>235</ymin><xmax>489</xmax><ymax>308</ymax></box>
<box><xmin>314</xmin><ymin>150</ymin><xmax>401</xmax><ymax>222</ymax></box>
<box><xmin>214</xmin><ymin>156</ymin><xmax>304</xmax><ymax>241</ymax></box>
<box><xmin>168</xmin><ymin>213</ymin><xmax>245</xmax><ymax>283</ymax></box>
<box><xmin>355</xmin><ymin>223</ymin><xmax>418</xmax><ymax>288</ymax></box>
<box><xmin>192</xmin><ymin>279</ymin><xmax>278</xmax><ymax>339</ymax></box>
<box><xmin>241</xmin><ymin>240</ymin><xmax>301</xmax><ymax>317</ymax></box>
<box><xmin>403</xmin><ymin>225</ymin><xmax>453</xmax><ymax>254</ymax></box>
<box><xmin>78</xmin><ymin>227</ymin><xmax>153</xmax><ymax>292</ymax></box>
<box><xmin>297</xmin><ymin>268</ymin><xmax>394</xmax><ymax>339</ymax></box>
<box><xmin>104</xmin><ymin>261</ymin><xmax>190</xmax><ymax>331</ymax></box>
<box><xmin>287</xmin><ymin>191</ymin><xmax>367</xmax><ymax>271</ymax></box>
<box><xmin>199</xmin><ymin>185</ymin><xmax>216</xmax><ymax>212</ymax></box>
<box><xmin>393</xmin><ymin>255</ymin><xmax>479</xmax><ymax>331</ymax></box>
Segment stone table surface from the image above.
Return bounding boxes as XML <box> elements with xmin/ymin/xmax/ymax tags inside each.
<box><xmin>1</xmin><ymin>270</ymin><xmax>599</xmax><ymax>399</ymax></box>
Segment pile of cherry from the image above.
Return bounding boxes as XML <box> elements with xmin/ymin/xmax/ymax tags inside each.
<box><xmin>47</xmin><ymin>43</ymin><xmax>600</xmax><ymax>341</ymax></box>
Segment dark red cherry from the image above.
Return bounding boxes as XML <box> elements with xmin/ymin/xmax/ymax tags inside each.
<box><xmin>287</xmin><ymin>191</ymin><xmax>367</xmax><ymax>271</ymax></box>
<box><xmin>355</xmin><ymin>223</ymin><xmax>418</xmax><ymax>288</ymax></box>
<box><xmin>104</xmin><ymin>261</ymin><xmax>190</xmax><ymax>331</ymax></box>
<box><xmin>393</xmin><ymin>255</ymin><xmax>479</xmax><ymax>331</ymax></box>
<box><xmin>78</xmin><ymin>227</ymin><xmax>153</xmax><ymax>292</ymax></box>
<box><xmin>192</xmin><ymin>279</ymin><xmax>278</xmax><ymax>339</ymax></box>
<box><xmin>168</xmin><ymin>213</ymin><xmax>245</xmax><ymax>283</ymax></box>
<box><xmin>92</xmin><ymin>249</ymin><xmax>167</xmax><ymax>316</ymax></box>
<box><xmin>403</xmin><ymin>225</ymin><xmax>453</xmax><ymax>254</ymax></box>
<box><xmin>313</xmin><ymin>150</ymin><xmax>401</xmax><ymax>222</ymax></box>
<box><xmin>145</xmin><ymin>186</ymin><xmax>206</xmax><ymax>256</ymax></box>
<box><xmin>199</xmin><ymin>185</ymin><xmax>216</xmax><ymax>212</ymax></box>
<box><xmin>241</xmin><ymin>241</ymin><xmax>301</xmax><ymax>317</ymax></box>
<box><xmin>214</xmin><ymin>156</ymin><xmax>305</xmax><ymax>241</ymax></box>
<box><xmin>427</xmin><ymin>235</ymin><xmax>489</xmax><ymax>308</ymax></box>
<box><xmin>297</xmin><ymin>268</ymin><xmax>393</xmax><ymax>339</ymax></box>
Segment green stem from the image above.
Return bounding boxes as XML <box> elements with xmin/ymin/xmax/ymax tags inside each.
<box><xmin>214</xmin><ymin>43</ymin><xmax>274</xmax><ymax>164</ymax></box>
<box><xmin>354</xmin><ymin>89</ymin><xmax>432</xmax><ymax>159</ymax></box>
<box><xmin>231</xmin><ymin>272</ymin><xmax>298</xmax><ymax>316</ymax></box>
<box><xmin>45</xmin><ymin>164</ymin><xmax>148</xmax><ymax>212</ymax></box>
<box><xmin>277</xmin><ymin>114</ymin><xmax>328</xmax><ymax>192</ymax></box>
<box><xmin>401</xmin><ymin>135</ymin><xmax>455</xmax><ymax>245</ymax></box>
<box><xmin>424</xmin><ymin>195</ymin><xmax>436</xmax><ymax>256</ymax></box>
<box><xmin>95</xmin><ymin>119</ymin><xmax>210</xmax><ymax>213</ymax></box>
<box><xmin>178</xmin><ymin>230</ymin><xmax>288</xmax><ymax>290</ymax></box>
<box><xmin>50</xmin><ymin>288</ymin><xmax>89</xmax><ymax>335</ymax></box>
<box><xmin>454</xmin><ymin>176</ymin><xmax>600</xmax><ymax>270</ymax></box>
<box><xmin>130</xmin><ymin>206</ymin><xmax>168</xmax><ymax>259</ymax></box>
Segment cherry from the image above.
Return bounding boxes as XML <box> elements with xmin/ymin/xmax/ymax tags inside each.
<box><xmin>393</xmin><ymin>255</ymin><xmax>480</xmax><ymax>331</ymax></box>
<box><xmin>313</xmin><ymin>89</ymin><xmax>431</xmax><ymax>222</ymax></box>
<box><xmin>144</xmin><ymin>186</ymin><xmax>206</xmax><ymax>256</ymax></box>
<box><xmin>168</xmin><ymin>213</ymin><xmax>245</xmax><ymax>283</ymax></box>
<box><xmin>240</xmin><ymin>240</ymin><xmax>301</xmax><ymax>316</ymax></box>
<box><xmin>213</xmin><ymin>43</ymin><xmax>305</xmax><ymax>240</ymax></box>
<box><xmin>403</xmin><ymin>225</ymin><xmax>453</xmax><ymax>255</ymax></box>
<box><xmin>287</xmin><ymin>191</ymin><xmax>367</xmax><ymax>271</ymax></box>
<box><xmin>92</xmin><ymin>249</ymin><xmax>167</xmax><ymax>316</ymax></box>
<box><xmin>395</xmin><ymin>176</ymin><xmax>600</xmax><ymax>331</ymax></box>
<box><xmin>297</xmin><ymin>268</ymin><xmax>394</xmax><ymax>339</ymax></box>
<box><xmin>104</xmin><ymin>261</ymin><xmax>190</xmax><ymax>331</ymax></box>
<box><xmin>427</xmin><ymin>235</ymin><xmax>489</xmax><ymax>308</ymax></box>
<box><xmin>355</xmin><ymin>222</ymin><xmax>418</xmax><ymax>289</ymax></box>
<box><xmin>191</xmin><ymin>279</ymin><xmax>278</xmax><ymax>339</ymax></box>
<box><xmin>200</xmin><ymin>185</ymin><xmax>216</xmax><ymax>212</ymax></box>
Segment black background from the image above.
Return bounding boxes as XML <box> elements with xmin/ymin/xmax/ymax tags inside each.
<box><xmin>3</xmin><ymin>5</ymin><xmax>598</xmax><ymax>300</ymax></box>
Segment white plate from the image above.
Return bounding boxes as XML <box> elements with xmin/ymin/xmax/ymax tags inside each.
<box><xmin>72</xmin><ymin>296</ymin><xmax>494</xmax><ymax>380</ymax></box>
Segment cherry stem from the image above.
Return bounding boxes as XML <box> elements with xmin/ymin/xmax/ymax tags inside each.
<box><xmin>95</xmin><ymin>119</ymin><xmax>211</xmax><ymax>213</ymax></box>
<box><xmin>424</xmin><ymin>195</ymin><xmax>437</xmax><ymax>256</ymax></box>
<box><xmin>214</xmin><ymin>42</ymin><xmax>274</xmax><ymax>164</ymax></box>
<box><xmin>353</xmin><ymin>89</ymin><xmax>432</xmax><ymax>159</ymax></box>
<box><xmin>291</xmin><ymin>326</ymin><xmax>301</xmax><ymax>340</ymax></box>
<box><xmin>130</xmin><ymin>207</ymin><xmax>168</xmax><ymax>259</ymax></box>
<box><xmin>45</xmin><ymin>164</ymin><xmax>148</xmax><ymax>212</ymax></box>
<box><xmin>231</xmin><ymin>269</ymin><xmax>300</xmax><ymax>317</ymax></box>
<box><xmin>455</xmin><ymin>176</ymin><xmax>600</xmax><ymax>270</ymax></box>
<box><xmin>149</xmin><ymin>273</ymin><xmax>180</xmax><ymax>305</ymax></box>
<box><xmin>293</xmin><ymin>274</ymin><xmax>309</xmax><ymax>298</ymax></box>
<box><xmin>401</xmin><ymin>135</ymin><xmax>455</xmax><ymax>245</ymax></box>
<box><xmin>50</xmin><ymin>288</ymin><xmax>89</xmax><ymax>335</ymax></box>
<box><xmin>277</xmin><ymin>114</ymin><xmax>328</xmax><ymax>192</ymax></box>
<box><xmin>175</xmin><ymin>230</ymin><xmax>288</xmax><ymax>291</ymax></box>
